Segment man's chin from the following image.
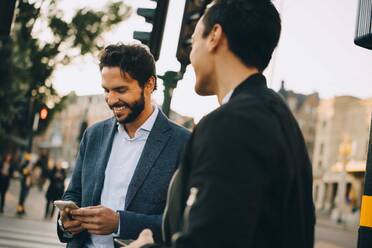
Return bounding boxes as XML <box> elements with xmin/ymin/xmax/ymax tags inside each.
<box><xmin>195</xmin><ymin>86</ymin><xmax>214</xmax><ymax>96</ymax></box>
<box><xmin>114</xmin><ymin>114</ymin><xmax>128</xmax><ymax>124</ymax></box>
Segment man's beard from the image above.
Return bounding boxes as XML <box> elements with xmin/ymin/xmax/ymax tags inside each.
<box><xmin>111</xmin><ymin>90</ymin><xmax>145</xmax><ymax>124</ymax></box>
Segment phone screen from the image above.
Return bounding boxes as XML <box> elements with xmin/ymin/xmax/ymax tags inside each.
<box><xmin>114</xmin><ymin>238</ymin><xmax>133</xmax><ymax>247</ymax></box>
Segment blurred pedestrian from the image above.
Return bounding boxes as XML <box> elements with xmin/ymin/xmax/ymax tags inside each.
<box><xmin>0</xmin><ymin>152</ymin><xmax>16</xmax><ymax>213</ymax></box>
<box><xmin>16</xmin><ymin>153</ymin><xmax>34</xmax><ymax>216</ymax></box>
<box><xmin>45</xmin><ymin>161</ymin><xmax>66</xmax><ymax>219</ymax></box>
<box><xmin>35</xmin><ymin>152</ymin><xmax>49</xmax><ymax>191</ymax></box>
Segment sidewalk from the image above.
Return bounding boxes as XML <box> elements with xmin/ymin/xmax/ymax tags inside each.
<box><xmin>316</xmin><ymin>213</ymin><xmax>358</xmax><ymax>232</ymax></box>
<box><xmin>1</xmin><ymin>178</ymin><xmax>56</xmax><ymax>221</ymax></box>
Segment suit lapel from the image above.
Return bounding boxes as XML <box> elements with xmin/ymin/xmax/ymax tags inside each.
<box><xmin>125</xmin><ymin>110</ymin><xmax>171</xmax><ymax>209</ymax></box>
<box><xmin>92</xmin><ymin>118</ymin><xmax>117</xmax><ymax>205</ymax></box>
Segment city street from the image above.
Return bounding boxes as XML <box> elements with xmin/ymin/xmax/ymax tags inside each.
<box><xmin>0</xmin><ymin>179</ymin><xmax>359</xmax><ymax>248</ymax></box>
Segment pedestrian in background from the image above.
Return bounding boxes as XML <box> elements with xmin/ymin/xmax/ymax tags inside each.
<box><xmin>16</xmin><ymin>154</ymin><xmax>34</xmax><ymax>216</ymax></box>
<box><xmin>44</xmin><ymin>160</ymin><xmax>66</xmax><ymax>219</ymax></box>
<box><xmin>35</xmin><ymin>151</ymin><xmax>49</xmax><ymax>191</ymax></box>
<box><xmin>0</xmin><ymin>152</ymin><xmax>16</xmax><ymax>214</ymax></box>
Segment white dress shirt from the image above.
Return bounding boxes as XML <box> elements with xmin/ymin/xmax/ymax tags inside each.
<box><xmin>222</xmin><ymin>90</ymin><xmax>233</xmax><ymax>104</ymax></box>
<box><xmin>86</xmin><ymin>106</ymin><xmax>159</xmax><ymax>248</ymax></box>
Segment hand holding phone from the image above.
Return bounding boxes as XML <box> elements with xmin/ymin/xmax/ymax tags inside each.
<box><xmin>54</xmin><ymin>200</ymin><xmax>79</xmax><ymax>211</ymax></box>
<box><xmin>55</xmin><ymin>200</ymin><xmax>83</xmax><ymax>236</ymax></box>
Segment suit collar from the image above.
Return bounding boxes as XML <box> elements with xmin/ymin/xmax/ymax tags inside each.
<box><xmin>230</xmin><ymin>73</ymin><xmax>267</xmax><ymax>100</ymax></box>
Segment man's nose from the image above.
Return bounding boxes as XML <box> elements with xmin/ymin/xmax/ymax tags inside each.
<box><xmin>106</xmin><ymin>92</ymin><xmax>118</xmax><ymax>106</ymax></box>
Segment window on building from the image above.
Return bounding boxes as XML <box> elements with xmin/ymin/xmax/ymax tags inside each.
<box><xmin>318</xmin><ymin>160</ymin><xmax>323</xmax><ymax>169</ymax></box>
<box><xmin>320</xmin><ymin>143</ymin><xmax>324</xmax><ymax>156</ymax></box>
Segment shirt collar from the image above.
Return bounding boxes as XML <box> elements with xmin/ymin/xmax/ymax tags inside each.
<box><xmin>222</xmin><ymin>90</ymin><xmax>234</xmax><ymax>104</ymax></box>
<box><xmin>117</xmin><ymin>105</ymin><xmax>159</xmax><ymax>135</ymax></box>
<box><xmin>140</xmin><ymin>105</ymin><xmax>159</xmax><ymax>132</ymax></box>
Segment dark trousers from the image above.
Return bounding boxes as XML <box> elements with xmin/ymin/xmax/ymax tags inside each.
<box><xmin>18</xmin><ymin>180</ymin><xmax>30</xmax><ymax>206</ymax></box>
<box><xmin>0</xmin><ymin>176</ymin><xmax>10</xmax><ymax>212</ymax></box>
<box><xmin>44</xmin><ymin>200</ymin><xmax>56</xmax><ymax>219</ymax></box>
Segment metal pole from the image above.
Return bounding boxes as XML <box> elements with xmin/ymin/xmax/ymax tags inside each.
<box><xmin>0</xmin><ymin>0</ymin><xmax>17</xmax><ymax>37</ymax></box>
<box><xmin>358</xmin><ymin>115</ymin><xmax>372</xmax><ymax>247</ymax></box>
<box><xmin>159</xmin><ymin>71</ymin><xmax>183</xmax><ymax>117</ymax></box>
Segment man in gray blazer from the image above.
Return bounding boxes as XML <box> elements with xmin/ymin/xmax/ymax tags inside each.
<box><xmin>57</xmin><ymin>44</ymin><xmax>190</xmax><ymax>248</ymax></box>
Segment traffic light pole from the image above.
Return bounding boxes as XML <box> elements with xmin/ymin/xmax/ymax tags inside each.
<box><xmin>26</xmin><ymin>93</ymin><xmax>36</xmax><ymax>153</ymax></box>
<box><xmin>159</xmin><ymin>71</ymin><xmax>183</xmax><ymax>117</ymax></box>
<box><xmin>0</xmin><ymin>0</ymin><xmax>17</xmax><ymax>37</ymax></box>
<box><xmin>358</xmin><ymin>115</ymin><xmax>372</xmax><ymax>247</ymax></box>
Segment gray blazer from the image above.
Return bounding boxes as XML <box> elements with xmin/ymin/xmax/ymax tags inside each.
<box><xmin>57</xmin><ymin>109</ymin><xmax>190</xmax><ymax>247</ymax></box>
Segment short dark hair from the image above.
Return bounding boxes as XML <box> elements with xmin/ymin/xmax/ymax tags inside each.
<box><xmin>202</xmin><ymin>0</ymin><xmax>281</xmax><ymax>71</ymax></box>
<box><xmin>99</xmin><ymin>43</ymin><xmax>157</xmax><ymax>90</ymax></box>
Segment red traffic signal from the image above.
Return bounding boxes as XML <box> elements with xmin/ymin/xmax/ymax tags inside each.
<box><xmin>40</xmin><ymin>107</ymin><xmax>48</xmax><ymax>120</ymax></box>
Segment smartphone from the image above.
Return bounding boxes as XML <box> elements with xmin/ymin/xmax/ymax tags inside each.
<box><xmin>114</xmin><ymin>238</ymin><xmax>133</xmax><ymax>247</ymax></box>
<box><xmin>54</xmin><ymin>200</ymin><xmax>79</xmax><ymax>211</ymax></box>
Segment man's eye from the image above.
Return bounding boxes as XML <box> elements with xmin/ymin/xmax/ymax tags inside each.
<box><xmin>117</xmin><ymin>89</ymin><xmax>127</xmax><ymax>93</ymax></box>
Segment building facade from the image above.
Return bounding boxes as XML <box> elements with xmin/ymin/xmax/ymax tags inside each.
<box><xmin>278</xmin><ymin>81</ymin><xmax>319</xmax><ymax>160</ymax></box>
<box><xmin>312</xmin><ymin>96</ymin><xmax>372</xmax><ymax>223</ymax></box>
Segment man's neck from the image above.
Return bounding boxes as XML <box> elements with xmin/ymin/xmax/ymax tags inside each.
<box><xmin>124</xmin><ymin>104</ymin><xmax>154</xmax><ymax>138</ymax></box>
<box><xmin>214</xmin><ymin>55</ymin><xmax>259</xmax><ymax>104</ymax></box>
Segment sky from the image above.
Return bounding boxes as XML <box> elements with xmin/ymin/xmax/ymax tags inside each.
<box><xmin>52</xmin><ymin>0</ymin><xmax>372</xmax><ymax>122</ymax></box>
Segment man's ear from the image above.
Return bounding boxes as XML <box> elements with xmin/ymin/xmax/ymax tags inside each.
<box><xmin>207</xmin><ymin>24</ymin><xmax>224</xmax><ymax>52</ymax></box>
<box><xmin>144</xmin><ymin>76</ymin><xmax>156</xmax><ymax>93</ymax></box>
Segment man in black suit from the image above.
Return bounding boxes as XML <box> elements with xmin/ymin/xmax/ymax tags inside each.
<box><xmin>126</xmin><ymin>0</ymin><xmax>315</xmax><ymax>247</ymax></box>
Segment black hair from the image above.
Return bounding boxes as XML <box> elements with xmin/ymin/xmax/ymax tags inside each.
<box><xmin>202</xmin><ymin>0</ymin><xmax>281</xmax><ymax>71</ymax></box>
<box><xmin>99</xmin><ymin>43</ymin><xmax>157</xmax><ymax>90</ymax></box>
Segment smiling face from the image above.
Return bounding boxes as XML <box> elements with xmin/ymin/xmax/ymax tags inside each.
<box><xmin>101</xmin><ymin>67</ymin><xmax>146</xmax><ymax>124</ymax></box>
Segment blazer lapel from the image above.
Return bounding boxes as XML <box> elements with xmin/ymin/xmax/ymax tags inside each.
<box><xmin>125</xmin><ymin>110</ymin><xmax>171</xmax><ymax>209</ymax></box>
<box><xmin>92</xmin><ymin>118</ymin><xmax>117</xmax><ymax>205</ymax></box>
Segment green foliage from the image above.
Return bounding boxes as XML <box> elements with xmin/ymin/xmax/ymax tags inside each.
<box><xmin>0</xmin><ymin>0</ymin><xmax>132</xmax><ymax>152</ymax></box>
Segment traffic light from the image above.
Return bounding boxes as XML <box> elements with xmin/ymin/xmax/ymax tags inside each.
<box><xmin>37</xmin><ymin>106</ymin><xmax>49</xmax><ymax>132</ymax></box>
<box><xmin>133</xmin><ymin>0</ymin><xmax>170</xmax><ymax>61</ymax></box>
<box><xmin>176</xmin><ymin>0</ymin><xmax>212</xmax><ymax>71</ymax></box>
<box><xmin>354</xmin><ymin>0</ymin><xmax>372</xmax><ymax>50</ymax></box>
<box><xmin>40</xmin><ymin>107</ymin><xmax>48</xmax><ymax>120</ymax></box>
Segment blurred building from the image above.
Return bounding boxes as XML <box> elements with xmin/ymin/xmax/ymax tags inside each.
<box><xmin>33</xmin><ymin>93</ymin><xmax>193</xmax><ymax>166</ymax></box>
<box><xmin>32</xmin><ymin>93</ymin><xmax>112</xmax><ymax>166</ymax></box>
<box><xmin>278</xmin><ymin>81</ymin><xmax>320</xmax><ymax>160</ymax></box>
<box><xmin>312</xmin><ymin>96</ymin><xmax>372</xmax><ymax>223</ymax></box>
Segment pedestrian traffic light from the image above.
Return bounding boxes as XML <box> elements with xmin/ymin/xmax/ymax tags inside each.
<box><xmin>176</xmin><ymin>0</ymin><xmax>212</xmax><ymax>71</ymax></box>
<box><xmin>133</xmin><ymin>0</ymin><xmax>170</xmax><ymax>61</ymax></box>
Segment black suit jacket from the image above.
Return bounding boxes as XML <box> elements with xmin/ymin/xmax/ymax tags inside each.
<box><xmin>147</xmin><ymin>74</ymin><xmax>315</xmax><ymax>248</ymax></box>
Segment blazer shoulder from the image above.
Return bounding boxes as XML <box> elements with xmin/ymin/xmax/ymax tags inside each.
<box><xmin>85</xmin><ymin>117</ymin><xmax>115</xmax><ymax>134</ymax></box>
<box><xmin>168</xmin><ymin>121</ymin><xmax>191</xmax><ymax>140</ymax></box>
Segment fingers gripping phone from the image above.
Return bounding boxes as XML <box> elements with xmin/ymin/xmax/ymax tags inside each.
<box><xmin>54</xmin><ymin>200</ymin><xmax>79</xmax><ymax>211</ymax></box>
